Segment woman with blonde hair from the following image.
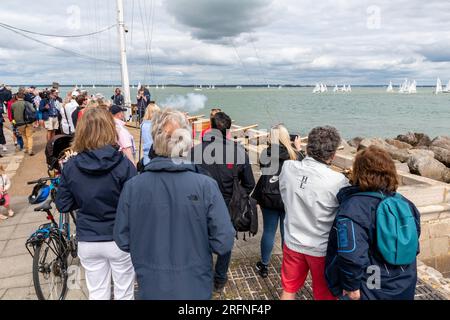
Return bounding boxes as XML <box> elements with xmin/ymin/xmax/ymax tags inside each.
<box><xmin>252</xmin><ymin>124</ymin><xmax>304</xmax><ymax>278</ymax></box>
<box><xmin>140</xmin><ymin>102</ymin><xmax>160</xmax><ymax>166</ymax></box>
<box><xmin>56</xmin><ymin>107</ymin><xmax>137</xmax><ymax>300</ymax></box>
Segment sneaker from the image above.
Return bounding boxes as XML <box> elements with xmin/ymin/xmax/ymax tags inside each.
<box><xmin>256</xmin><ymin>261</ymin><xmax>269</xmax><ymax>278</ymax></box>
<box><xmin>8</xmin><ymin>210</ymin><xmax>14</xmax><ymax>217</ymax></box>
<box><xmin>214</xmin><ymin>279</ymin><xmax>227</xmax><ymax>292</ymax></box>
<box><xmin>29</xmin><ymin>151</ymin><xmax>35</xmax><ymax>156</ymax></box>
<box><xmin>2</xmin><ymin>146</ymin><xmax>6</xmax><ymax>152</ymax></box>
<box><xmin>0</xmin><ymin>215</ymin><xmax>7</xmax><ymax>220</ymax></box>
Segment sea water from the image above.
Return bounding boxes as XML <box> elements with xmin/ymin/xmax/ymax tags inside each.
<box><xmin>21</xmin><ymin>86</ymin><xmax>450</xmax><ymax>139</ymax></box>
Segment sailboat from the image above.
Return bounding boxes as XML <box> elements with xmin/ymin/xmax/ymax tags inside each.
<box><xmin>236</xmin><ymin>85</ymin><xmax>242</xmax><ymax>89</ymax></box>
<box><xmin>156</xmin><ymin>84</ymin><xmax>159</xmax><ymax>90</ymax></box>
<box><xmin>435</xmin><ymin>78</ymin><xmax>443</xmax><ymax>94</ymax></box>
<box><xmin>347</xmin><ymin>85</ymin><xmax>352</xmax><ymax>92</ymax></box>
<box><xmin>342</xmin><ymin>85</ymin><xmax>347</xmax><ymax>92</ymax></box>
<box><xmin>399</xmin><ymin>79</ymin><xmax>408</xmax><ymax>94</ymax></box>
<box><xmin>92</xmin><ymin>84</ymin><xmax>96</xmax><ymax>89</ymax></box>
<box><xmin>312</xmin><ymin>83</ymin><xmax>320</xmax><ymax>93</ymax></box>
<box><xmin>387</xmin><ymin>81</ymin><xmax>393</xmax><ymax>93</ymax></box>
<box><xmin>408</xmin><ymin>80</ymin><xmax>417</xmax><ymax>94</ymax></box>
<box><xmin>333</xmin><ymin>85</ymin><xmax>339</xmax><ymax>93</ymax></box>
<box><xmin>443</xmin><ymin>80</ymin><xmax>450</xmax><ymax>93</ymax></box>
<box><xmin>278</xmin><ymin>85</ymin><xmax>283</xmax><ymax>89</ymax></box>
<box><xmin>194</xmin><ymin>85</ymin><xmax>202</xmax><ymax>91</ymax></box>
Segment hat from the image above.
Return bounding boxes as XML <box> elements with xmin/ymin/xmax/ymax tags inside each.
<box><xmin>71</xmin><ymin>90</ymin><xmax>80</xmax><ymax>97</ymax></box>
<box><xmin>110</xmin><ymin>105</ymin><xmax>127</xmax><ymax>115</ymax></box>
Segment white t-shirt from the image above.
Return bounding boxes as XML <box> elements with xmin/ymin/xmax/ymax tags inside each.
<box><xmin>59</xmin><ymin>100</ymin><xmax>77</xmax><ymax>135</ymax></box>
<box><xmin>279</xmin><ymin>157</ymin><xmax>350</xmax><ymax>257</ymax></box>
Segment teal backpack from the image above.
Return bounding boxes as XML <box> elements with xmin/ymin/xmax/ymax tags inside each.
<box><xmin>356</xmin><ymin>192</ymin><xmax>419</xmax><ymax>266</ymax></box>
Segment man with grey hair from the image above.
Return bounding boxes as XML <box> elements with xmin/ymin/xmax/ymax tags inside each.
<box><xmin>114</xmin><ymin>109</ymin><xmax>235</xmax><ymax>300</ymax></box>
<box><xmin>279</xmin><ymin>126</ymin><xmax>349</xmax><ymax>300</ymax></box>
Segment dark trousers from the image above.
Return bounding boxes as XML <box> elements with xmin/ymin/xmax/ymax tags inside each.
<box><xmin>214</xmin><ymin>251</ymin><xmax>232</xmax><ymax>284</ymax></box>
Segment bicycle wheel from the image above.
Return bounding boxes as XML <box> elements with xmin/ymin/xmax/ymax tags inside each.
<box><xmin>32</xmin><ymin>237</ymin><xmax>68</xmax><ymax>300</ymax></box>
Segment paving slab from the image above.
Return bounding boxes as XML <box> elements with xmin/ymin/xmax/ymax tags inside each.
<box><xmin>1</xmin><ymin>237</ymin><xmax>29</xmax><ymax>257</ymax></box>
<box><xmin>0</xmin><ymin>273</ymin><xmax>33</xmax><ymax>290</ymax></box>
<box><xmin>0</xmin><ymin>225</ymin><xmax>16</xmax><ymax>241</ymax></box>
<box><xmin>0</xmin><ymin>254</ymin><xmax>33</xmax><ymax>279</ymax></box>
<box><xmin>1</xmin><ymin>287</ymin><xmax>36</xmax><ymax>300</ymax></box>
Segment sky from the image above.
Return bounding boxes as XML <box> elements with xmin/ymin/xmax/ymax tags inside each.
<box><xmin>1</xmin><ymin>0</ymin><xmax>450</xmax><ymax>85</ymax></box>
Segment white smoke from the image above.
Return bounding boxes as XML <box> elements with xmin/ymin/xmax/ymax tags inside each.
<box><xmin>160</xmin><ymin>93</ymin><xmax>208</xmax><ymax>112</ymax></box>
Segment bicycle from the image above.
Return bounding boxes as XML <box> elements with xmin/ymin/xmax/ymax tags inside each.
<box><xmin>25</xmin><ymin>177</ymin><xmax>77</xmax><ymax>300</ymax></box>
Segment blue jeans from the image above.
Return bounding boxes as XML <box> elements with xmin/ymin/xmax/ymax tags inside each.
<box><xmin>214</xmin><ymin>251</ymin><xmax>232</xmax><ymax>284</ymax></box>
<box><xmin>260</xmin><ymin>207</ymin><xmax>285</xmax><ymax>265</ymax></box>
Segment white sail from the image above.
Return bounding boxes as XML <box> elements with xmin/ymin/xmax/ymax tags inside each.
<box><xmin>156</xmin><ymin>84</ymin><xmax>159</xmax><ymax>89</ymax></box>
<box><xmin>278</xmin><ymin>85</ymin><xmax>283</xmax><ymax>89</ymax></box>
<box><xmin>387</xmin><ymin>81</ymin><xmax>393</xmax><ymax>92</ymax></box>
<box><xmin>333</xmin><ymin>85</ymin><xmax>339</xmax><ymax>92</ymax></box>
<box><xmin>399</xmin><ymin>79</ymin><xmax>409</xmax><ymax>93</ymax></box>
<box><xmin>342</xmin><ymin>85</ymin><xmax>347</xmax><ymax>92</ymax></box>
<box><xmin>347</xmin><ymin>85</ymin><xmax>352</xmax><ymax>92</ymax></box>
<box><xmin>312</xmin><ymin>83</ymin><xmax>320</xmax><ymax>93</ymax></box>
<box><xmin>435</xmin><ymin>78</ymin><xmax>443</xmax><ymax>94</ymax></box>
<box><xmin>408</xmin><ymin>80</ymin><xmax>417</xmax><ymax>94</ymax></box>
<box><xmin>444</xmin><ymin>80</ymin><xmax>450</xmax><ymax>92</ymax></box>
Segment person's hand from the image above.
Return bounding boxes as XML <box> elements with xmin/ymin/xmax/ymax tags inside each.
<box><xmin>294</xmin><ymin>136</ymin><xmax>302</xmax><ymax>151</ymax></box>
<box><xmin>45</xmin><ymin>104</ymin><xmax>50</xmax><ymax>109</ymax></box>
<box><xmin>343</xmin><ymin>289</ymin><xmax>360</xmax><ymax>300</ymax></box>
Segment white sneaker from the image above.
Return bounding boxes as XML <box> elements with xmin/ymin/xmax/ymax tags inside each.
<box><xmin>2</xmin><ymin>146</ymin><xmax>6</xmax><ymax>152</ymax></box>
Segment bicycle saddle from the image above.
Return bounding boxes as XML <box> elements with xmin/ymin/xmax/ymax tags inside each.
<box><xmin>34</xmin><ymin>200</ymin><xmax>53</xmax><ymax>212</ymax></box>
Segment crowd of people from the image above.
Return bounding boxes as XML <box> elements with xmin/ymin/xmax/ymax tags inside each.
<box><xmin>0</xmin><ymin>83</ymin><xmax>421</xmax><ymax>300</ymax></box>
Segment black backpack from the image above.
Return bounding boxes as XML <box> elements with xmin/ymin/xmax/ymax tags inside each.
<box><xmin>228</xmin><ymin>165</ymin><xmax>258</xmax><ymax>239</ymax></box>
<box><xmin>23</xmin><ymin>101</ymin><xmax>36</xmax><ymax>124</ymax></box>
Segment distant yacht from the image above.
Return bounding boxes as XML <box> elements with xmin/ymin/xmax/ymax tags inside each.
<box><xmin>443</xmin><ymin>80</ymin><xmax>450</xmax><ymax>93</ymax></box>
<box><xmin>278</xmin><ymin>85</ymin><xmax>283</xmax><ymax>89</ymax></box>
<box><xmin>312</xmin><ymin>83</ymin><xmax>321</xmax><ymax>93</ymax></box>
<box><xmin>156</xmin><ymin>84</ymin><xmax>159</xmax><ymax>90</ymax></box>
<box><xmin>236</xmin><ymin>85</ymin><xmax>242</xmax><ymax>89</ymax></box>
<box><xmin>435</xmin><ymin>78</ymin><xmax>443</xmax><ymax>94</ymax></box>
<box><xmin>387</xmin><ymin>81</ymin><xmax>393</xmax><ymax>93</ymax></box>
<box><xmin>194</xmin><ymin>85</ymin><xmax>202</xmax><ymax>91</ymax></box>
<box><xmin>408</xmin><ymin>80</ymin><xmax>417</xmax><ymax>94</ymax></box>
<box><xmin>92</xmin><ymin>84</ymin><xmax>96</xmax><ymax>89</ymax></box>
<box><xmin>333</xmin><ymin>85</ymin><xmax>339</xmax><ymax>92</ymax></box>
<box><xmin>347</xmin><ymin>85</ymin><xmax>352</xmax><ymax>92</ymax></box>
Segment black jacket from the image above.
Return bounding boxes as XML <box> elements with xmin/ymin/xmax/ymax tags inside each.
<box><xmin>55</xmin><ymin>145</ymin><xmax>137</xmax><ymax>242</ymax></box>
<box><xmin>190</xmin><ymin>132</ymin><xmax>255</xmax><ymax>204</ymax></box>
<box><xmin>252</xmin><ymin>144</ymin><xmax>304</xmax><ymax>211</ymax></box>
<box><xmin>0</xmin><ymin>87</ymin><xmax>12</xmax><ymax>105</ymax></box>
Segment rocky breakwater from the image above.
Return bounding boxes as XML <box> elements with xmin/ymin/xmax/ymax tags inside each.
<box><xmin>348</xmin><ymin>133</ymin><xmax>450</xmax><ymax>183</ymax></box>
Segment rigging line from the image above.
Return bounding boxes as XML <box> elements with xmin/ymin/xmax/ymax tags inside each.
<box><xmin>138</xmin><ymin>0</ymin><xmax>152</xmax><ymax>86</ymax></box>
<box><xmin>143</xmin><ymin>0</ymin><xmax>154</xmax><ymax>86</ymax></box>
<box><xmin>232</xmin><ymin>43</ymin><xmax>254</xmax><ymax>84</ymax></box>
<box><xmin>0</xmin><ymin>21</ymin><xmax>117</xmax><ymax>38</ymax></box>
<box><xmin>130</xmin><ymin>0</ymin><xmax>135</xmax><ymax>46</ymax></box>
<box><xmin>0</xmin><ymin>24</ymin><xmax>119</xmax><ymax>65</ymax></box>
<box><xmin>148</xmin><ymin>0</ymin><xmax>156</xmax><ymax>86</ymax></box>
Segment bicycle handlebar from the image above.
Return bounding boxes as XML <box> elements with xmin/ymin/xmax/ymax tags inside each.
<box><xmin>27</xmin><ymin>177</ymin><xmax>55</xmax><ymax>185</ymax></box>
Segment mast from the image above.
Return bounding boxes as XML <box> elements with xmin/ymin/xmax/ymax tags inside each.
<box><xmin>117</xmin><ymin>0</ymin><xmax>131</xmax><ymax>119</ymax></box>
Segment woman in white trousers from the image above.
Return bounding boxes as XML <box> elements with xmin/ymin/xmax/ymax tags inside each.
<box><xmin>55</xmin><ymin>108</ymin><xmax>138</xmax><ymax>300</ymax></box>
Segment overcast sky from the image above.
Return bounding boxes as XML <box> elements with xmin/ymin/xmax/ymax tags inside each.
<box><xmin>1</xmin><ymin>0</ymin><xmax>450</xmax><ymax>85</ymax></box>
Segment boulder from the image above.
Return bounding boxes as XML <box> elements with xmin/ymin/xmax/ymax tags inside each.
<box><xmin>415</xmin><ymin>133</ymin><xmax>432</xmax><ymax>147</ymax></box>
<box><xmin>431</xmin><ymin>136</ymin><xmax>450</xmax><ymax>151</ymax></box>
<box><xmin>359</xmin><ymin>138</ymin><xmax>410</xmax><ymax>162</ymax></box>
<box><xmin>348</xmin><ymin>137</ymin><xmax>364</xmax><ymax>149</ymax></box>
<box><xmin>394</xmin><ymin>161</ymin><xmax>410</xmax><ymax>173</ymax></box>
<box><xmin>408</xmin><ymin>149</ymin><xmax>435</xmax><ymax>159</ymax></box>
<box><xmin>407</xmin><ymin>153</ymin><xmax>450</xmax><ymax>183</ymax></box>
<box><xmin>430</xmin><ymin>146</ymin><xmax>450</xmax><ymax>167</ymax></box>
<box><xmin>386</xmin><ymin>139</ymin><xmax>413</xmax><ymax>149</ymax></box>
<box><xmin>339</xmin><ymin>139</ymin><xmax>357</xmax><ymax>155</ymax></box>
<box><xmin>397</xmin><ymin>132</ymin><xmax>418</xmax><ymax>146</ymax></box>
<box><xmin>396</xmin><ymin>132</ymin><xmax>432</xmax><ymax>147</ymax></box>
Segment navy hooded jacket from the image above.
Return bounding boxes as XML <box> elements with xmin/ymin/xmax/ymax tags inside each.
<box><xmin>113</xmin><ymin>157</ymin><xmax>235</xmax><ymax>300</ymax></box>
<box><xmin>55</xmin><ymin>145</ymin><xmax>137</xmax><ymax>242</ymax></box>
<box><xmin>325</xmin><ymin>186</ymin><xmax>421</xmax><ymax>300</ymax></box>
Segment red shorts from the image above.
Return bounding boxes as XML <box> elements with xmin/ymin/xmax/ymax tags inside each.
<box><xmin>281</xmin><ymin>244</ymin><xmax>336</xmax><ymax>300</ymax></box>
<box><xmin>1</xmin><ymin>194</ymin><xmax>10</xmax><ymax>207</ymax></box>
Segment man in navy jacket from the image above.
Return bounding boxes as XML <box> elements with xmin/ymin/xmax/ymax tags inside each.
<box><xmin>114</xmin><ymin>109</ymin><xmax>235</xmax><ymax>300</ymax></box>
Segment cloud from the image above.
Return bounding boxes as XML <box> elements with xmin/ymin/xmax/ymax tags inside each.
<box><xmin>165</xmin><ymin>0</ymin><xmax>274</xmax><ymax>42</ymax></box>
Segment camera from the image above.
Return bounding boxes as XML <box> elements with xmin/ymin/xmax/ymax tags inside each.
<box><xmin>39</xmin><ymin>90</ymin><xmax>50</xmax><ymax>100</ymax></box>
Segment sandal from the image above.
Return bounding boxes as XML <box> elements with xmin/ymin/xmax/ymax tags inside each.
<box><xmin>0</xmin><ymin>215</ymin><xmax>8</xmax><ymax>220</ymax></box>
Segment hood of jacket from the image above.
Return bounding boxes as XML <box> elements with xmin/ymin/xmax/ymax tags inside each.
<box><xmin>144</xmin><ymin>156</ymin><xmax>199</xmax><ymax>173</ymax></box>
<box><xmin>75</xmin><ymin>145</ymin><xmax>124</xmax><ymax>175</ymax></box>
